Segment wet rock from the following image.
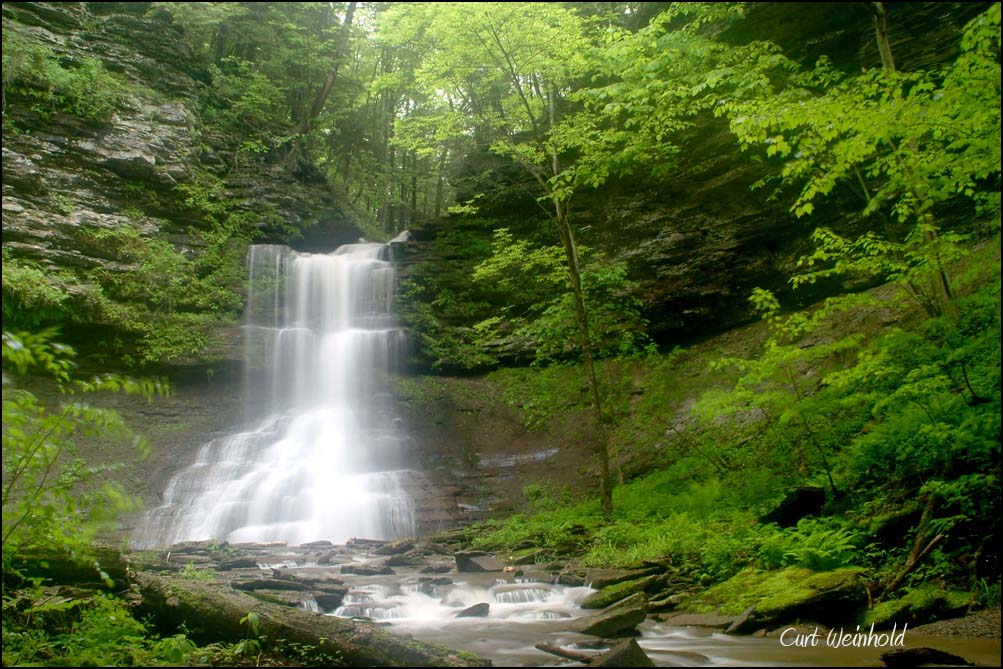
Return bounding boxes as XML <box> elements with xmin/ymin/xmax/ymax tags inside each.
<box><xmin>724</xmin><ymin>604</ymin><xmax>757</xmax><ymax>634</ymax></box>
<box><xmin>455</xmin><ymin>551</ymin><xmax>504</xmax><ymax>572</ymax></box>
<box><xmin>570</xmin><ymin>592</ymin><xmax>648</xmax><ymax>637</ymax></box>
<box><xmin>880</xmin><ymin>647</ymin><xmax>973</xmax><ymax>667</ymax></box>
<box><xmin>558</xmin><ymin>573</ymin><xmax>586</xmax><ymax>587</ymax></box>
<box><xmin>300</xmin><ymin>540</ymin><xmax>334</xmax><ymax>548</ymax></box>
<box><xmin>456</xmin><ymin>602</ymin><xmax>491</xmax><ymax>618</ymax></box>
<box><xmin>166</xmin><ymin>554</ymin><xmax>214</xmax><ymax>565</ymax></box>
<box><xmin>656</xmin><ymin>612</ymin><xmax>732</xmax><ymax>628</ymax></box>
<box><xmin>314</xmin><ymin>590</ymin><xmax>347</xmax><ymax>611</ymax></box>
<box><xmin>587</xmin><ymin>638</ymin><xmax>655</xmax><ymax>667</ymax></box>
<box><xmin>581</xmin><ymin>575</ymin><xmax>659</xmax><ymax>609</ymax></box>
<box><xmin>372</xmin><ymin>539</ymin><xmax>415</xmax><ymax>555</ymax></box>
<box><xmin>317</xmin><ymin>551</ymin><xmax>339</xmax><ymax>565</ymax></box>
<box><xmin>431</xmin><ymin>577</ymin><xmax>454</xmax><ymax>586</ymax></box>
<box><xmin>584</xmin><ymin>568</ymin><xmax>658</xmax><ymax>590</ymax></box>
<box><xmin>218</xmin><ymin>557</ymin><xmax>259</xmax><ymax>571</ymax></box>
<box><xmin>419</xmin><ymin>564</ymin><xmax>452</xmax><ymax>574</ymax></box>
<box><xmin>167</xmin><ymin>541</ymin><xmax>218</xmax><ymax>555</ymax></box>
<box><xmin>383</xmin><ymin>554</ymin><xmax>425</xmax><ymax>567</ymax></box>
<box><xmin>231</xmin><ymin>578</ymin><xmax>311</xmax><ymax>592</ymax></box>
<box><xmin>247</xmin><ymin>589</ymin><xmax>309</xmax><ymax>608</ymax></box>
<box><xmin>341</xmin><ymin>564</ymin><xmax>395</xmax><ymax>576</ymax></box>
<box><xmin>648</xmin><ymin>593</ymin><xmax>682</xmax><ymax>612</ymax></box>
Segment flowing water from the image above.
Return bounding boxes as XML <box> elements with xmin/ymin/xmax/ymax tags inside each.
<box><xmin>136</xmin><ymin>242</ymin><xmax>416</xmax><ymax>547</ymax></box>
<box><xmin>318</xmin><ymin>560</ymin><xmax>1001</xmax><ymax>667</ymax></box>
<box><xmin>133</xmin><ymin>242</ymin><xmax>1001</xmax><ymax>666</ymax></box>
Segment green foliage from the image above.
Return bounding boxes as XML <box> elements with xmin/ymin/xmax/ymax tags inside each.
<box><xmin>2</xmin><ymin>26</ymin><xmax>126</xmax><ymax>122</ymax></box>
<box><xmin>472</xmin><ymin>229</ymin><xmax>651</xmax><ymax>364</ymax></box>
<box><xmin>722</xmin><ymin>4</ymin><xmax>1001</xmax><ymax>316</ymax></box>
<box><xmin>178</xmin><ymin>562</ymin><xmax>214</xmax><ymax>582</ymax></box>
<box><xmin>2</xmin><ymin>329</ymin><xmax>166</xmax><ymax>578</ymax></box>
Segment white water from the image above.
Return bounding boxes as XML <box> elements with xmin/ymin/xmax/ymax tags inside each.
<box><xmin>137</xmin><ymin>243</ymin><xmax>416</xmax><ymax>547</ymax></box>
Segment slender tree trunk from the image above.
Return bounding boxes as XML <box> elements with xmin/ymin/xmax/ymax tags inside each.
<box><xmin>869</xmin><ymin>1</ymin><xmax>953</xmax><ymax>317</ymax></box>
<box><xmin>546</xmin><ymin>87</ymin><xmax>613</xmax><ymax>519</ymax></box>
<box><xmin>289</xmin><ymin>1</ymin><xmax>357</xmax><ymax>137</ymax></box>
<box><xmin>434</xmin><ymin>145</ymin><xmax>447</xmax><ymax>220</ymax></box>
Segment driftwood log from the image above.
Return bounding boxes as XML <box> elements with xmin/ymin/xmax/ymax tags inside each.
<box><xmin>135</xmin><ymin>571</ymin><xmax>491</xmax><ymax>667</ymax></box>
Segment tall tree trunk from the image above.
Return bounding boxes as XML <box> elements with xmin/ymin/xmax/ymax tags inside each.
<box><xmin>434</xmin><ymin>145</ymin><xmax>447</xmax><ymax>221</ymax></box>
<box><xmin>553</xmin><ymin>201</ymin><xmax>613</xmax><ymax>520</ymax></box>
<box><xmin>546</xmin><ymin>87</ymin><xmax>613</xmax><ymax>519</ymax></box>
<box><xmin>289</xmin><ymin>1</ymin><xmax>357</xmax><ymax>137</ymax></box>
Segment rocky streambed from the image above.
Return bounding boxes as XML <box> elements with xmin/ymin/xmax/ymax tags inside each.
<box><xmin>94</xmin><ymin>536</ymin><xmax>1000</xmax><ymax>667</ymax></box>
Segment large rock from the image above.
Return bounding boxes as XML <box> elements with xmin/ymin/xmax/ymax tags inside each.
<box><xmin>454</xmin><ymin>551</ymin><xmax>504</xmax><ymax>573</ymax></box>
<box><xmin>580</xmin><ymin>575</ymin><xmax>660</xmax><ymax>609</ymax></box>
<box><xmin>881</xmin><ymin>647</ymin><xmax>973</xmax><ymax>668</ymax></box>
<box><xmin>588</xmin><ymin>639</ymin><xmax>656</xmax><ymax>668</ymax></box>
<box><xmin>584</xmin><ymin>568</ymin><xmax>659</xmax><ymax>590</ymax></box>
<box><xmin>684</xmin><ymin>567</ymin><xmax>868</xmax><ymax>631</ymax></box>
<box><xmin>456</xmin><ymin>603</ymin><xmax>490</xmax><ymax>618</ymax></box>
<box><xmin>570</xmin><ymin>592</ymin><xmax>649</xmax><ymax>637</ymax></box>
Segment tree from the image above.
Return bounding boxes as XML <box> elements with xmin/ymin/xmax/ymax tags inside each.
<box><xmin>721</xmin><ymin>3</ymin><xmax>1001</xmax><ymax>316</ymax></box>
<box><xmin>377</xmin><ymin>2</ymin><xmax>617</xmax><ymax>516</ymax></box>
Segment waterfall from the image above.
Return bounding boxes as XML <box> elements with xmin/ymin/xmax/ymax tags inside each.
<box><xmin>137</xmin><ymin>242</ymin><xmax>416</xmax><ymax>547</ymax></box>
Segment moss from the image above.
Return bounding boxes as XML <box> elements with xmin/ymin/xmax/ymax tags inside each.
<box><xmin>581</xmin><ymin>574</ymin><xmax>659</xmax><ymax>609</ymax></box>
<box><xmin>860</xmin><ymin>585</ymin><xmax>970</xmax><ymax>627</ymax></box>
<box><xmin>684</xmin><ymin>566</ymin><xmax>866</xmax><ymax>617</ymax></box>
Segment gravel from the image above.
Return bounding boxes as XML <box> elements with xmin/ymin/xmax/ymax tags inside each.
<box><xmin>910</xmin><ymin>607</ymin><xmax>1001</xmax><ymax>638</ymax></box>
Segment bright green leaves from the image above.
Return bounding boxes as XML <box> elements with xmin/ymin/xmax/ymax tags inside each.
<box><xmin>722</xmin><ymin>4</ymin><xmax>1001</xmax><ymax>312</ymax></box>
<box><xmin>471</xmin><ymin>229</ymin><xmax>650</xmax><ymax>364</ymax></box>
<box><xmin>2</xmin><ymin>329</ymin><xmax>167</xmax><ymax>577</ymax></box>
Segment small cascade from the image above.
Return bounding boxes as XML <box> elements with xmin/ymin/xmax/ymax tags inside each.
<box><xmin>137</xmin><ymin>242</ymin><xmax>416</xmax><ymax>547</ymax></box>
<box><xmin>328</xmin><ymin>580</ymin><xmax>588</xmax><ymax>623</ymax></box>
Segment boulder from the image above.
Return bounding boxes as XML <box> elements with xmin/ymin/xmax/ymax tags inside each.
<box><xmin>588</xmin><ymin>639</ymin><xmax>655</xmax><ymax>667</ymax></box>
<box><xmin>584</xmin><ymin>567</ymin><xmax>658</xmax><ymax>590</ymax></box>
<box><xmin>456</xmin><ymin>603</ymin><xmax>491</xmax><ymax>618</ymax></box>
<box><xmin>880</xmin><ymin>647</ymin><xmax>973</xmax><ymax>667</ymax></box>
<box><xmin>684</xmin><ymin>567</ymin><xmax>867</xmax><ymax>630</ymax></box>
<box><xmin>455</xmin><ymin>551</ymin><xmax>504</xmax><ymax>573</ymax></box>
<box><xmin>570</xmin><ymin>592</ymin><xmax>648</xmax><ymax>637</ymax></box>
<box><xmin>218</xmin><ymin>557</ymin><xmax>259</xmax><ymax>571</ymax></box>
<box><xmin>314</xmin><ymin>590</ymin><xmax>348</xmax><ymax>611</ymax></box>
<box><xmin>384</xmin><ymin>554</ymin><xmax>426</xmax><ymax>567</ymax></box>
<box><xmin>341</xmin><ymin>564</ymin><xmax>395</xmax><ymax>576</ymax></box>
<box><xmin>581</xmin><ymin>575</ymin><xmax>659</xmax><ymax>609</ymax></box>
<box><xmin>373</xmin><ymin>539</ymin><xmax>416</xmax><ymax>556</ymax></box>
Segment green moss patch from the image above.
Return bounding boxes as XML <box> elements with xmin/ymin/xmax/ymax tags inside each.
<box><xmin>860</xmin><ymin>585</ymin><xmax>969</xmax><ymax>628</ymax></box>
<box><xmin>684</xmin><ymin>567</ymin><xmax>867</xmax><ymax>623</ymax></box>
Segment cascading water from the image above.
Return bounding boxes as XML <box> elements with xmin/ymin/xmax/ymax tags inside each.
<box><xmin>137</xmin><ymin>242</ymin><xmax>416</xmax><ymax>547</ymax></box>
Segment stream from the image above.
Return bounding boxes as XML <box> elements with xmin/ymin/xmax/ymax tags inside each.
<box><xmin>255</xmin><ymin>547</ymin><xmax>1001</xmax><ymax>667</ymax></box>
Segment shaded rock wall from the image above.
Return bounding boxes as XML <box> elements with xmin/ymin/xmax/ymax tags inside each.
<box><xmin>2</xmin><ymin>2</ymin><xmax>362</xmax><ymax>362</ymax></box>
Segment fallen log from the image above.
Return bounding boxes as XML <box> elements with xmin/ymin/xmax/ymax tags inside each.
<box><xmin>135</xmin><ymin>571</ymin><xmax>491</xmax><ymax>667</ymax></box>
<box><xmin>535</xmin><ymin>641</ymin><xmax>594</xmax><ymax>662</ymax></box>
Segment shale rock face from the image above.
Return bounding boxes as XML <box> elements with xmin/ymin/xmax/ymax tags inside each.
<box><xmin>2</xmin><ymin>2</ymin><xmax>361</xmax><ymax>360</ymax></box>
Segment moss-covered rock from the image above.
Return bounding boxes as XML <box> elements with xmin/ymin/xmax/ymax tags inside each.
<box><xmin>683</xmin><ymin>567</ymin><xmax>867</xmax><ymax>628</ymax></box>
<box><xmin>580</xmin><ymin>575</ymin><xmax>660</xmax><ymax>609</ymax></box>
<box><xmin>860</xmin><ymin>585</ymin><xmax>969</xmax><ymax>628</ymax></box>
